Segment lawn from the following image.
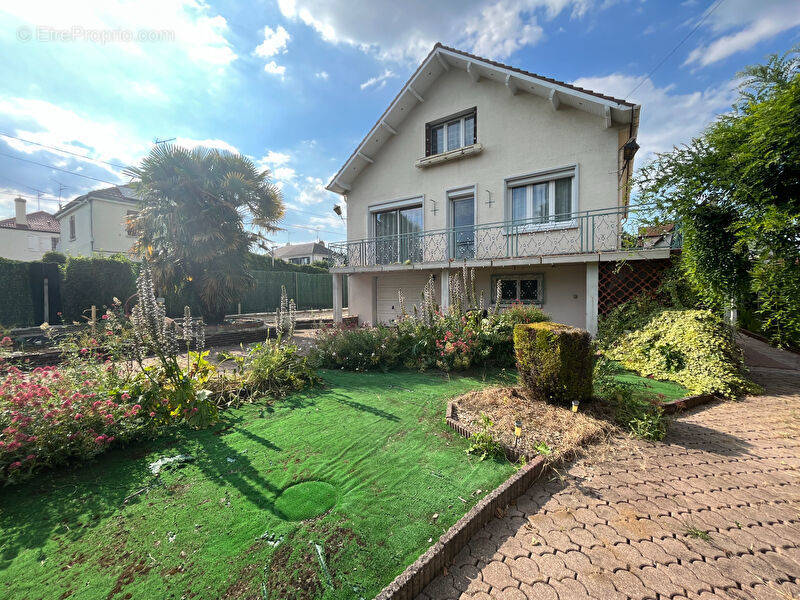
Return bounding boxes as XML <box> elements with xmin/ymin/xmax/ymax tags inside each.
<box><xmin>603</xmin><ymin>360</ymin><xmax>690</xmax><ymax>402</ymax></box>
<box><xmin>0</xmin><ymin>370</ymin><xmax>516</xmax><ymax>600</ymax></box>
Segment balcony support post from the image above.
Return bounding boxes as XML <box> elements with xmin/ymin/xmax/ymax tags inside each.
<box><xmin>440</xmin><ymin>269</ymin><xmax>450</xmax><ymax>312</ymax></box>
<box><xmin>585</xmin><ymin>262</ymin><xmax>599</xmax><ymax>336</ymax></box>
<box><xmin>332</xmin><ymin>273</ymin><xmax>343</xmax><ymax>324</ymax></box>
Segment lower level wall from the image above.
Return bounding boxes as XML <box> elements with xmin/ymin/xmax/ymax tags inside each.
<box><xmin>347</xmin><ymin>262</ymin><xmax>587</xmax><ymax>329</ymax></box>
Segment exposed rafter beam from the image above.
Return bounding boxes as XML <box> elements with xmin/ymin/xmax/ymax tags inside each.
<box><xmin>435</xmin><ymin>53</ymin><xmax>450</xmax><ymax>71</ymax></box>
<box><xmin>466</xmin><ymin>61</ymin><xmax>480</xmax><ymax>83</ymax></box>
<box><xmin>408</xmin><ymin>86</ymin><xmax>424</xmax><ymax>103</ymax></box>
<box><xmin>357</xmin><ymin>151</ymin><xmax>374</xmax><ymax>164</ymax></box>
<box><xmin>505</xmin><ymin>73</ymin><xmax>518</xmax><ymax>96</ymax></box>
<box><xmin>379</xmin><ymin>120</ymin><xmax>398</xmax><ymax>135</ymax></box>
<box><xmin>603</xmin><ymin>105</ymin><xmax>612</xmax><ymax>129</ymax></box>
<box><xmin>549</xmin><ymin>89</ymin><xmax>560</xmax><ymax>111</ymax></box>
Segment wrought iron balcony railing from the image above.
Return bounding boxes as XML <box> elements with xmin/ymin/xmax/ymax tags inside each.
<box><xmin>328</xmin><ymin>205</ymin><xmax>675</xmax><ymax>269</ymax></box>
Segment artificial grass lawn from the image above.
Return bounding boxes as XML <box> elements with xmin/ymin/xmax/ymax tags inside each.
<box><xmin>0</xmin><ymin>370</ymin><xmax>517</xmax><ymax>600</ymax></box>
<box><xmin>604</xmin><ymin>361</ymin><xmax>690</xmax><ymax>402</ymax></box>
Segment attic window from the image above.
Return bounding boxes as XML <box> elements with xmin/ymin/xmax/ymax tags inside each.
<box><xmin>425</xmin><ymin>108</ymin><xmax>476</xmax><ymax>157</ymax></box>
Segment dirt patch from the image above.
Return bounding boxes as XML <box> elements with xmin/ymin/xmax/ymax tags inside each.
<box><xmin>105</xmin><ymin>554</ymin><xmax>152</xmax><ymax>600</ymax></box>
<box><xmin>264</xmin><ymin>543</ymin><xmax>321</xmax><ymax>600</ymax></box>
<box><xmin>452</xmin><ymin>386</ymin><xmax>612</xmax><ymax>459</ymax></box>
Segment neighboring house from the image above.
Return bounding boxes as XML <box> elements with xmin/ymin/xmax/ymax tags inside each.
<box><xmin>272</xmin><ymin>241</ymin><xmax>333</xmax><ymax>265</ymax></box>
<box><xmin>55</xmin><ymin>185</ymin><xmax>141</xmax><ymax>258</ymax></box>
<box><xmin>638</xmin><ymin>223</ymin><xmax>679</xmax><ymax>249</ymax></box>
<box><xmin>326</xmin><ymin>43</ymin><xmax>669</xmax><ymax>334</ymax></box>
<box><xmin>0</xmin><ymin>197</ymin><xmax>60</xmax><ymax>261</ymax></box>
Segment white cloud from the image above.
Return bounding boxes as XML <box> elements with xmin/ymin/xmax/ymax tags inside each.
<box><xmin>315</xmin><ymin>70</ymin><xmax>329</xmax><ymax>80</ymax></box>
<box><xmin>172</xmin><ymin>137</ymin><xmax>240</xmax><ymax>153</ymax></box>
<box><xmin>360</xmin><ymin>69</ymin><xmax>396</xmax><ymax>90</ymax></box>
<box><xmin>463</xmin><ymin>1</ymin><xmax>544</xmax><ymax>59</ymax></box>
<box><xmin>254</xmin><ymin>25</ymin><xmax>291</xmax><ymax>58</ymax></box>
<box><xmin>295</xmin><ymin>176</ymin><xmax>328</xmax><ymax>205</ymax></box>
<box><xmin>1</xmin><ymin>0</ymin><xmax>237</xmax><ymax>67</ymax></box>
<box><xmin>0</xmin><ymin>95</ymin><xmax>147</xmax><ymax>171</ymax></box>
<box><xmin>572</xmin><ymin>73</ymin><xmax>737</xmax><ymax>161</ymax></box>
<box><xmin>263</xmin><ymin>60</ymin><xmax>287</xmax><ymax>78</ymax></box>
<box><xmin>685</xmin><ymin>0</ymin><xmax>800</xmax><ymax>68</ymax></box>
<box><xmin>257</xmin><ymin>150</ymin><xmax>292</xmax><ymax>168</ymax></box>
<box><xmin>277</xmin><ymin>0</ymin><xmax>595</xmax><ymax>63</ymax></box>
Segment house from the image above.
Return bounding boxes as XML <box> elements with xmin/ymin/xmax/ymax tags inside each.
<box><xmin>638</xmin><ymin>223</ymin><xmax>679</xmax><ymax>249</ymax></box>
<box><xmin>272</xmin><ymin>241</ymin><xmax>333</xmax><ymax>265</ymax></box>
<box><xmin>55</xmin><ymin>185</ymin><xmax>141</xmax><ymax>258</ymax></box>
<box><xmin>0</xmin><ymin>197</ymin><xmax>60</xmax><ymax>261</ymax></box>
<box><xmin>326</xmin><ymin>43</ymin><xmax>670</xmax><ymax>335</ymax></box>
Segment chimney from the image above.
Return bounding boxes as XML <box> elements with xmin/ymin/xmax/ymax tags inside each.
<box><xmin>14</xmin><ymin>197</ymin><xmax>27</xmax><ymax>227</ymax></box>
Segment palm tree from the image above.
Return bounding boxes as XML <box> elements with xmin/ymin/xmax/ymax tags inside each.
<box><xmin>126</xmin><ymin>145</ymin><xmax>284</xmax><ymax>323</ymax></box>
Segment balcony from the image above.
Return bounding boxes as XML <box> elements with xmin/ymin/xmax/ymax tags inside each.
<box><xmin>328</xmin><ymin>205</ymin><xmax>679</xmax><ymax>271</ymax></box>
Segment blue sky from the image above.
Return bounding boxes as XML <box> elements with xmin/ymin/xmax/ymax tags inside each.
<box><xmin>0</xmin><ymin>0</ymin><xmax>798</xmax><ymax>245</ymax></box>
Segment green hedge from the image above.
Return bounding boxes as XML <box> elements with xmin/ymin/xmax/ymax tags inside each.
<box><xmin>61</xmin><ymin>255</ymin><xmax>137</xmax><ymax>322</ymax></box>
<box><xmin>0</xmin><ymin>258</ymin><xmax>35</xmax><ymax>327</ymax></box>
<box><xmin>514</xmin><ymin>322</ymin><xmax>593</xmax><ymax>405</ymax></box>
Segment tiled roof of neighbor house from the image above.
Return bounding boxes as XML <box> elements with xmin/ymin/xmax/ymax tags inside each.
<box><xmin>0</xmin><ymin>210</ymin><xmax>60</xmax><ymax>233</ymax></box>
<box><xmin>640</xmin><ymin>223</ymin><xmax>675</xmax><ymax>237</ymax></box>
<box><xmin>56</xmin><ymin>185</ymin><xmax>141</xmax><ymax>218</ymax></box>
<box><xmin>273</xmin><ymin>242</ymin><xmax>332</xmax><ymax>259</ymax></box>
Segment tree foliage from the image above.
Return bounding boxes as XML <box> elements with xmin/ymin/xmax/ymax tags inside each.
<box><xmin>636</xmin><ymin>46</ymin><xmax>800</xmax><ymax>347</ymax></box>
<box><xmin>126</xmin><ymin>145</ymin><xmax>284</xmax><ymax>323</ymax></box>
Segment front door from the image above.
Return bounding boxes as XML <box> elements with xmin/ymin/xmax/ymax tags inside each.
<box><xmin>451</xmin><ymin>196</ymin><xmax>475</xmax><ymax>260</ymax></box>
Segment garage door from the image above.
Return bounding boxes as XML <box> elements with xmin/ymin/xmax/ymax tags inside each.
<box><xmin>377</xmin><ymin>272</ymin><xmax>434</xmax><ymax>324</ymax></box>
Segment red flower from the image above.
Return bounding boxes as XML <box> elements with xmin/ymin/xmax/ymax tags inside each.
<box><xmin>74</xmin><ymin>413</ymin><xmax>83</xmax><ymax>420</ymax></box>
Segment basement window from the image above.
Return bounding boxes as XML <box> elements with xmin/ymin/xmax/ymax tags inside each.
<box><xmin>491</xmin><ymin>273</ymin><xmax>543</xmax><ymax>305</ymax></box>
<box><xmin>426</xmin><ymin>108</ymin><xmax>476</xmax><ymax>156</ymax></box>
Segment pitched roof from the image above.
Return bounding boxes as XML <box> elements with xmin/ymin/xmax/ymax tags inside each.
<box><xmin>326</xmin><ymin>43</ymin><xmax>641</xmax><ymax>195</ymax></box>
<box><xmin>273</xmin><ymin>242</ymin><xmax>332</xmax><ymax>259</ymax></box>
<box><xmin>56</xmin><ymin>185</ymin><xmax>141</xmax><ymax>218</ymax></box>
<box><xmin>0</xmin><ymin>210</ymin><xmax>59</xmax><ymax>233</ymax></box>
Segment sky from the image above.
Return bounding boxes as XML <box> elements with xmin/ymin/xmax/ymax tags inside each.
<box><xmin>0</xmin><ymin>0</ymin><xmax>798</xmax><ymax>246</ymax></box>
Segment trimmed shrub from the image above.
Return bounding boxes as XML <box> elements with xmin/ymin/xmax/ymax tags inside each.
<box><xmin>514</xmin><ymin>322</ymin><xmax>593</xmax><ymax>405</ymax></box>
<box><xmin>0</xmin><ymin>258</ymin><xmax>34</xmax><ymax>327</ymax></box>
<box><xmin>61</xmin><ymin>255</ymin><xmax>137</xmax><ymax>321</ymax></box>
<box><xmin>605</xmin><ymin>309</ymin><xmax>759</xmax><ymax>397</ymax></box>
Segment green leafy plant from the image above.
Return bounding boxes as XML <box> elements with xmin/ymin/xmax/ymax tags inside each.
<box><xmin>533</xmin><ymin>441</ymin><xmax>552</xmax><ymax>456</ymax></box>
<box><xmin>685</xmin><ymin>526</ymin><xmax>711</xmax><ymax>541</ymax></box>
<box><xmin>605</xmin><ymin>309</ymin><xmax>760</xmax><ymax>397</ymax></box>
<box><xmin>235</xmin><ymin>340</ymin><xmax>319</xmax><ymax>401</ymax></box>
<box><xmin>466</xmin><ymin>413</ymin><xmax>503</xmax><ymax>461</ymax></box>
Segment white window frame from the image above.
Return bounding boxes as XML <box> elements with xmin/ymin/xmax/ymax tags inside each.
<box><xmin>491</xmin><ymin>273</ymin><xmax>544</xmax><ymax>305</ymax></box>
<box><xmin>505</xmin><ymin>165</ymin><xmax>579</xmax><ymax>232</ymax></box>
<box><xmin>430</xmin><ymin>114</ymin><xmax>476</xmax><ymax>155</ymax></box>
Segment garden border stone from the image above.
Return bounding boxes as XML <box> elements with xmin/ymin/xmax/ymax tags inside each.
<box><xmin>659</xmin><ymin>392</ymin><xmax>719</xmax><ymax>414</ymax></box>
<box><xmin>374</xmin><ymin>400</ymin><xmax>597</xmax><ymax>600</ymax></box>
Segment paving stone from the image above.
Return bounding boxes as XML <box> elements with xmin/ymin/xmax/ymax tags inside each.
<box><xmin>518</xmin><ymin>582</ymin><xmax>558</xmax><ymax>600</ymax></box>
<box><xmin>482</xmin><ymin>561</ymin><xmax>518</xmax><ymax>590</ymax></box>
<box><xmin>413</xmin><ymin>370</ymin><xmax>800</xmax><ymax>600</ymax></box>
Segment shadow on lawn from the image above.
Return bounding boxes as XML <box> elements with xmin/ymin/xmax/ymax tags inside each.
<box><xmin>0</xmin><ymin>408</ymin><xmax>288</xmax><ymax>567</ymax></box>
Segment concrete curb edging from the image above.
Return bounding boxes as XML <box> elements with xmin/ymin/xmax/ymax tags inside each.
<box><xmin>373</xmin><ymin>403</ymin><xmax>549</xmax><ymax>600</ymax></box>
<box><xmin>659</xmin><ymin>393</ymin><xmax>719</xmax><ymax>414</ymax></box>
<box><xmin>374</xmin><ymin>454</ymin><xmax>547</xmax><ymax>600</ymax></box>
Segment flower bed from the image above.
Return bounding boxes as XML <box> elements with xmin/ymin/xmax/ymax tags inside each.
<box><xmin>313</xmin><ymin>269</ymin><xmax>549</xmax><ymax>372</ymax></box>
<box><xmin>0</xmin><ymin>365</ymin><xmax>153</xmax><ymax>482</ymax></box>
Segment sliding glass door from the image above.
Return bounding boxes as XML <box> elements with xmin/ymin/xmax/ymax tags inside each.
<box><xmin>374</xmin><ymin>204</ymin><xmax>423</xmax><ymax>264</ymax></box>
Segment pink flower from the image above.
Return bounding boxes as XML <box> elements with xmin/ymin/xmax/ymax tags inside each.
<box><xmin>79</xmin><ymin>348</ymin><xmax>88</xmax><ymax>354</ymax></box>
<box><xmin>149</xmin><ymin>412</ymin><xmax>156</xmax><ymax>417</ymax></box>
<box><xmin>121</xmin><ymin>392</ymin><xmax>131</xmax><ymax>401</ymax></box>
<box><xmin>94</xmin><ymin>435</ymin><xmax>106</xmax><ymax>444</ymax></box>
<box><xmin>101</xmin><ymin>314</ymin><xmax>109</xmax><ymax>320</ymax></box>
<box><xmin>8</xmin><ymin>461</ymin><xmax>22</xmax><ymax>470</ymax></box>
<box><xmin>74</xmin><ymin>413</ymin><xmax>83</xmax><ymax>420</ymax></box>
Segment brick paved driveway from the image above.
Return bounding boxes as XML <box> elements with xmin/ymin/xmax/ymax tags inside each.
<box><xmin>417</xmin><ymin>367</ymin><xmax>800</xmax><ymax>600</ymax></box>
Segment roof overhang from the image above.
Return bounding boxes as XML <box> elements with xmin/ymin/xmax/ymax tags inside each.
<box><xmin>326</xmin><ymin>43</ymin><xmax>640</xmax><ymax>196</ymax></box>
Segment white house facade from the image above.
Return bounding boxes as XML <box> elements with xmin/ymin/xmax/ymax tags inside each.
<box><xmin>326</xmin><ymin>44</ymin><xmax>667</xmax><ymax>335</ymax></box>
<box><xmin>55</xmin><ymin>186</ymin><xmax>141</xmax><ymax>258</ymax></box>
<box><xmin>0</xmin><ymin>198</ymin><xmax>60</xmax><ymax>261</ymax></box>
